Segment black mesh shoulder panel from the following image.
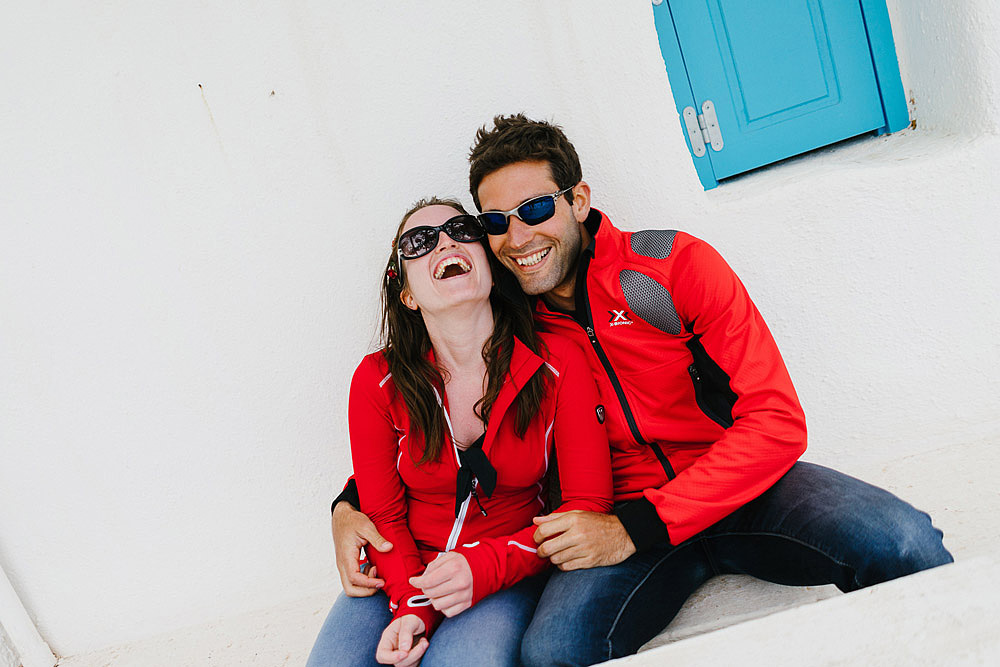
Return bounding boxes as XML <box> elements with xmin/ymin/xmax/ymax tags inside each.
<box><xmin>619</xmin><ymin>270</ymin><xmax>682</xmax><ymax>335</ymax></box>
<box><xmin>630</xmin><ymin>230</ymin><xmax>677</xmax><ymax>259</ymax></box>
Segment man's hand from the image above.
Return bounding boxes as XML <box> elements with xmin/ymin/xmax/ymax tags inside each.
<box><xmin>375</xmin><ymin>614</ymin><xmax>428</xmax><ymax>666</ymax></box>
<box><xmin>332</xmin><ymin>502</ymin><xmax>392</xmax><ymax>596</ymax></box>
<box><xmin>533</xmin><ymin>510</ymin><xmax>636</xmax><ymax>570</ymax></box>
<box><xmin>409</xmin><ymin>551</ymin><xmax>473</xmax><ymax>617</ymax></box>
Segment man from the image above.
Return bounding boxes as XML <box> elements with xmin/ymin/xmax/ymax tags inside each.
<box><xmin>331</xmin><ymin>115</ymin><xmax>952</xmax><ymax>666</ymax></box>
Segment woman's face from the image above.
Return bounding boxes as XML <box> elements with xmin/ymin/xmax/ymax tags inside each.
<box><xmin>398</xmin><ymin>205</ymin><xmax>493</xmax><ymax>316</ymax></box>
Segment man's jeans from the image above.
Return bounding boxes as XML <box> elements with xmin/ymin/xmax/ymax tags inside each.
<box><xmin>521</xmin><ymin>462</ymin><xmax>953</xmax><ymax>667</ymax></box>
<box><xmin>306</xmin><ymin>572</ymin><xmax>547</xmax><ymax>667</ymax></box>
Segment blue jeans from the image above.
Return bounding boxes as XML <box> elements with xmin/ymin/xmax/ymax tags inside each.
<box><xmin>521</xmin><ymin>462</ymin><xmax>953</xmax><ymax>666</ymax></box>
<box><xmin>306</xmin><ymin>573</ymin><xmax>548</xmax><ymax>667</ymax></box>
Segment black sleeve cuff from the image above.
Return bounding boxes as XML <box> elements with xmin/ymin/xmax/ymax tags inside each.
<box><xmin>614</xmin><ymin>497</ymin><xmax>670</xmax><ymax>552</ymax></box>
<box><xmin>330</xmin><ymin>478</ymin><xmax>360</xmax><ymax>514</ymax></box>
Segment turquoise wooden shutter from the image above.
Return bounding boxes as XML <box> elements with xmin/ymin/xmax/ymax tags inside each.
<box><xmin>653</xmin><ymin>0</ymin><xmax>909</xmax><ymax>189</ymax></box>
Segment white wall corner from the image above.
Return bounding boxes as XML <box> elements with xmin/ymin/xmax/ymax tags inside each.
<box><xmin>0</xmin><ymin>568</ymin><xmax>56</xmax><ymax>667</ymax></box>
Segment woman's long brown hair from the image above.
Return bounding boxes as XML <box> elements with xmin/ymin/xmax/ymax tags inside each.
<box><xmin>381</xmin><ymin>197</ymin><xmax>547</xmax><ymax>465</ymax></box>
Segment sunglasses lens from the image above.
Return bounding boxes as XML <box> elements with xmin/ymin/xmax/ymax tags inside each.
<box><xmin>478</xmin><ymin>212</ymin><xmax>509</xmax><ymax>235</ymax></box>
<box><xmin>398</xmin><ymin>227</ymin><xmax>437</xmax><ymax>259</ymax></box>
<box><xmin>518</xmin><ymin>196</ymin><xmax>555</xmax><ymax>224</ymax></box>
<box><xmin>397</xmin><ymin>216</ymin><xmax>483</xmax><ymax>259</ymax></box>
<box><xmin>445</xmin><ymin>216</ymin><xmax>484</xmax><ymax>241</ymax></box>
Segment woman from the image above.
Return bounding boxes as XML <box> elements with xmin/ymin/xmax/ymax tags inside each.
<box><xmin>306</xmin><ymin>197</ymin><xmax>612</xmax><ymax>667</ymax></box>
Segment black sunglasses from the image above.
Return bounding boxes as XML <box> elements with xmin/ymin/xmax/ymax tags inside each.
<box><xmin>477</xmin><ymin>185</ymin><xmax>573</xmax><ymax>235</ymax></box>
<box><xmin>396</xmin><ymin>214</ymin><xmax>485</xmax><ymax>260</ymax></box>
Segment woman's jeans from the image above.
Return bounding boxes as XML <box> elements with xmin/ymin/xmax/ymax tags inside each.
<box><xmin>306</xmin><ymin>572</ymin><xmax>548</xmax><ymax>667</ymax></box>
<box><xmin>521</xmin><ymin>462</ymin><xmax>953</xmax><ymax>666</ymax></box>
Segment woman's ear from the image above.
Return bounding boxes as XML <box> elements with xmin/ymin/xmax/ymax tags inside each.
<box><xmin>400</xmin><ymin>288</ymin><xmax>419</xmax><ymax>311</ymax></box>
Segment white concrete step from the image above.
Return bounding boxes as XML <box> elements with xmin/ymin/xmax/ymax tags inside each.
<box><xmin>616</xmin><ymin>556</ymin><xmax>1000</xmax><ymax>666</ymax></box>
<box><xmin>639</xmin><ymin>575</ymin><xmax>839</xmax><ymax>650</ymax></box>
<box><xmin>56</xmin><ymin>435</ymin><xmax>999</xmax><ymax>666</ymax></box>
<box><xmin>57</xmin><ymin>556</ymin><xmax>999</xmax><ymax>667</ymax></box>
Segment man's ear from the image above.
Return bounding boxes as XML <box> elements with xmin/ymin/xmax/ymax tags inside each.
<box><xmin>571</xmin><ymin>181</ymin><xmax>591</xmax><ymax>223</ymax></box>
<box><xmin>400</xmin><ymin>288</ymin><xmax>419</xmax><ymax>311</ymax></box>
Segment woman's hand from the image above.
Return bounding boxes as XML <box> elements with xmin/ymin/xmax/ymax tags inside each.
<box><xmin>409</xmin><ymin>551</ymin><xmax>474</xmax><ymax>617</ymax></box>
<box><xmin>332</xmin><ymin>502</ymin><xmax>392</xmax><ymax>596</ymax></box>
<box><xmin>376</xmin><ymin>614</ymin><xmax>428</xmax><ymax>666</ymax></box>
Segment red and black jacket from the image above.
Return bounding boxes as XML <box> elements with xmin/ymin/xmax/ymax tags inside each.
<box><xmin>349</xmin><ymin>333</ymin><xmax>612</xmax><ymax>635</ymax></box>
<box><xmin>534</xmin><ymin>209</ymin><xmax>807</xmax><ymax>549</ymax></box>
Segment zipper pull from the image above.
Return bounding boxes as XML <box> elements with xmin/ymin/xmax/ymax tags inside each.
<box><xmin>471</xmin><ymin>487</ymin><xmax>488</xmax><ymax>517</ymax></box>
<box><xmin>688</xmin><ymin>364</ymin><xmax>700</xmax><ymax>381</ymax></box>
<box><xmin>585</xmin><ymin>326</ymin><xmax>597</xmax><ymax>342</ymax></box>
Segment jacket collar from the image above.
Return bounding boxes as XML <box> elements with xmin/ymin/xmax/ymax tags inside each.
<box><xmin>427</xmin><ymin>336</ymin><xmax>544</xmax><ymax>457</ymax></box>
<box><xmin>534</xmin><ymin>207</ymin><xmax>624</xmax><ymax>320</ymax></box>
<box><xmin>584</xmin><ymin>207</ymin><xmax>626</xmax><ymax>271</ymax></box>
<box><xmin>482</xmin><ymin>336</ymin><xmax>544</xmax><ymax>454</ymax></box>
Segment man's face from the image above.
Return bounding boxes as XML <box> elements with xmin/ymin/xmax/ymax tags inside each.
<box><xmin>476</xmin><ymin>160</ymin><xmax>589</xmax><ymax>297</ymax></box>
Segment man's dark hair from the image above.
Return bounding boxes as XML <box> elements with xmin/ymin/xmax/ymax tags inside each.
<box><xmin>468</xmin><ymin>113</ymin><xmax>582</xmax><ymax>210</ymax></box>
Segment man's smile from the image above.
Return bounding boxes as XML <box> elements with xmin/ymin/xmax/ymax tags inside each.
<box><xmin>511</xmin><ymin>247</ymin><xmax>551</xmax><ymax>269</ymax></box>
<box><xmin>507</xmin><ymin>246</ymin><xmax>552</xmax><ymax>271</ymax></box>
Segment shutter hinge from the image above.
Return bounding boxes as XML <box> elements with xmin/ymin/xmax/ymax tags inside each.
<box><xmin>682</xmin><ymin>100</ymin><xmax>724</xmax><ymax>157</ymax></box>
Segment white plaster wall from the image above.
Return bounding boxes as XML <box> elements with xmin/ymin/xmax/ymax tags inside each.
<box><xmin>1</xmin><ymin>0</ymin><xmax>997</xmax><ymax>658</ymax></box>
<box><xmin>0</xmin><ymin>624</ymin><xmax>18</xmax><ymax>667</ymax></box>
<box><xmin>885</xmin><ymin>0</ymin><xmax>1000</xmax><ymax>133</ymax></box>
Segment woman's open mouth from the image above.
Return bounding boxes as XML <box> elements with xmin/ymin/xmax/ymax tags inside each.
<box><xmin>434</xmin><ymin>256</ymin><xmax>472</xmax><ymax>280</ymax></box>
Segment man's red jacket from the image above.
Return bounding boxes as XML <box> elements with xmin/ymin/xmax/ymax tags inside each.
<box><xmin>349</xmin><ymin>333</ymin><xmax>612</xmax><ymax>634</ymax></box>
<box><xmin>533</xmin><ymin>209</ymin><xmax>807</xmax><ymax>549</ymax></box>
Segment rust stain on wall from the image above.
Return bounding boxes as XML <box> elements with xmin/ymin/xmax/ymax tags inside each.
<box><xmin>198</xmin><ymin>83</ymin><xmax>229</xmax><ymax>161</ymax></box>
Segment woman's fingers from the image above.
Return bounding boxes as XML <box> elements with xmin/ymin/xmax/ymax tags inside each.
<box><xmin>395</xmin><ymin>638</ymin><xmax>429</xmax><ymax>667</ymax></box>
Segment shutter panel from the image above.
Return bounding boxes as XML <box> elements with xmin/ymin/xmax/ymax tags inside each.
<box><xmin>653</xmin><ymin>0</ymin><xmax>907</xmax><ymax>189</ymax></box>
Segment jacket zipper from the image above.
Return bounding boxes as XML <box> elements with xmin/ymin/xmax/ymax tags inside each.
<box><xmin>571</xmin><ymin>253</ymin><xmax>676</xmax><ymax>480</ymax></box>
<box><xmin>471</xmin><ymin>481</ymin><xmax>488</xmax><ymax>517</ymax></box>
<box><xmin>446</xmin><ymin>492</ymin><xmax>471</xmax><ymax>552</ymax></box>
<box><xmin>436</xmin><ymin>390</ymin><xmax>474</xmax><ymax>551</ymax></box>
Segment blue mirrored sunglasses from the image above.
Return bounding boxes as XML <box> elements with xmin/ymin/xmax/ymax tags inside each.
<box><xmin>476</xmin><ymin>185</ymin><xmax>574</xmax><ymax>235</ymax></box>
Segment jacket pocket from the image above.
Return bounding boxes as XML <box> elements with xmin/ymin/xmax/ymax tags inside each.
<box><xmin>686</xmin><ymin>337</ymin><xmax>737</xmax><ymax>429</ymax></box>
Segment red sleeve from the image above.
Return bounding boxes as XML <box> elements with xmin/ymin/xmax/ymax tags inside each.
<box><xmin>454</xmin><ymin>339</ymin><xmax>613</xmax><ymax>603</ymax></box>
<box><xmin>644</xmin><ymin>237</ymin><xmax>807</xmax><ymax>544</ymax></box>
<box><xmin>349</xmin><ymin>357</ymin><xmax>442</xmax><ymax>635</ymax></box>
